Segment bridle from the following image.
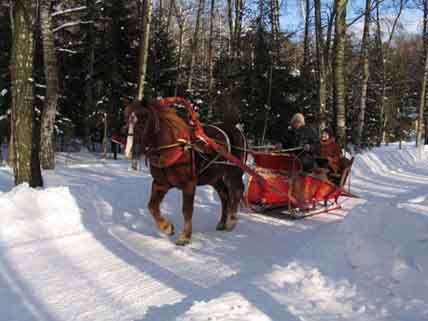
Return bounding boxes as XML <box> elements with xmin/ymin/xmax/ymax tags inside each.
<box><xmin>124</xmin><ymin>102</ymin><xmax>168</xmax><ymax>159</ymax></box>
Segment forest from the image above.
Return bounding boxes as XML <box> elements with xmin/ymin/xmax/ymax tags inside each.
<box><xmin>0</xmin><ymin>0</ymin><xmax>427</xmax><ymax>187</ymax></box>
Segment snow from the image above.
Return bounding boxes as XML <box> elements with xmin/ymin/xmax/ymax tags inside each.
<box><xmin>52</xmin><ymin>6</ymin><xmax>87</xmax><ymax>17</ymax></box>
<box><xmin>0</xmin><ymin>143</ymin><xmax>428</xmax><ymax>320</ymax></box>
<box><xmin>53</xmin><ymin>20</ymin><xmax>93</xmax><ymax>33</ymax></box>
<box><xmin>57</xmin><ymin>48</ymin><xmax>78</xmax><ymax>54</ymax></box>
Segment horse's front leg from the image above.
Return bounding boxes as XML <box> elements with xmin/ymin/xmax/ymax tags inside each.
<box><xmin>176</xmin><ymin>183</ymin><xmax>196</xmax><ymax>246</ymax></box>
<box><xmin>148</xmin><ymin>182</ymin><xmax>174</xmax><ymax>236</ymax></box>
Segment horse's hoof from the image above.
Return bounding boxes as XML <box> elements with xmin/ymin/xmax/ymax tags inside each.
<box><xmin>175</xmin><ymin>238</ymin><xmax>191</xmax><ymax>246</ymax></box>
<box><xmin>225</xmin><ymin>219</ymin><xmax>237</xmax><ymax>231</ymax></box>
<box><xmin>165</xmin><ymin>223</ymin><xmax>175</xmax><ymax>236</ymax></box>
<box><xmin>216</xmin><ymin>222</ymin><xmax>226</xmax><ymax>231</ymax></box>
<box><xmin>159</xmin><ymin>221</ymin><xmax>174</xmax><ymax>236</ymax></box>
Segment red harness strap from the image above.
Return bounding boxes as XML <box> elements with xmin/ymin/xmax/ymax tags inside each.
<box><xmin>148</xmin><ymin>131</ymin><xmax>190</xmax><ymax>168</ymax></box>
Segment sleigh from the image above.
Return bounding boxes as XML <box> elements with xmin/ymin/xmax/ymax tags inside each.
<box><xmin>245</xmin><ymin>151</ymin><xmax>356</xmax><ymax>219</ymax></box>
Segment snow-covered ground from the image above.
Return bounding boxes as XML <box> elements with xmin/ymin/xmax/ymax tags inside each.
<box><xmin>1</xmin><ymin>143</ymin><xmax>428</xmax><ymax>321</ymax></box>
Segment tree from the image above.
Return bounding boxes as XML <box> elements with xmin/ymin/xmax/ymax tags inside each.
<box><xmin>417</xmin><ymin>41</ymin><xmax>428</xmax><ymax>147</ymax></box>
<box><xmin>146</xmin><ymin>11</ymin><xmax>177</xmax><ymax>97</ymax></box>
<box><xmin>314</xmin><ymin>0</ymin><xmax>327</xmax><ymax>130</ymax></box>
<box><xmin>355</xmin><ymin>0</ymin><xmax>371</xmax><ymax>150</ymax></box>
<box><xmin>374</xmin><ymin>0</ymin><xmax>404</xmax><ymax>145</ymax></box>
<box><xmin>207</xmin><ymin>0</ymin><xmax>216</xmax><ymax>116</ymax></box>
<box><xmin>186</xmin><ymin>0</ymin><xmax>205</xmax><ymax>91</ymax></box>
<box><xmin>10</xmin><ymin>0</ymin><xmax>43</xmax><ymax>186</ymax></box>
<box><xmin>333</xmin><ymin>0</ymin><xmax>347</xmax><ymax>148</ymax></box>
<box><xmin>137</xmin><ymin>0</ymin><xmax>153</xmax><ymax>100</ymax></box>
<box><xmin>40</xmin><ymin>0</ymin><xmax>59</xmax><ymax>169</ymax></box>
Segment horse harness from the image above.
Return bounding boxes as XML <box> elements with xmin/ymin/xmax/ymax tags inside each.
<box><xmin>144</xmin><ymin>123</ymin><xmax>237</xmax><ymax>177</ymax></box>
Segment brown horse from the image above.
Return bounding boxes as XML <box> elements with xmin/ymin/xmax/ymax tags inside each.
<box><xmin>123</xmin><ymin>98</ymin><xmax>247</xmax><ymax>245</ymax></box>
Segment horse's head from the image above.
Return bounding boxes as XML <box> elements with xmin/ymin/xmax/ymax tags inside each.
<box><xmin>123</xmin><ymin>99</ymin><xmax>160</xmax><ymax>159</ymax></box>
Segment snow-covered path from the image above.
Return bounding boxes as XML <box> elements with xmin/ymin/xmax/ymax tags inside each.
<box><xmin>1</xmin><ymin>144</ymin><xmax>428</xmax><ymax>321</ymax></box>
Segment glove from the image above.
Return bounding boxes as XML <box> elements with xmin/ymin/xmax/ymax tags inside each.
<box><xmin>303</xmin><ymin>144</ymin><xmax>311</xmax><ymax>152</ymax></box>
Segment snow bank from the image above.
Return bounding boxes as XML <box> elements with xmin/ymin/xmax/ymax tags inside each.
<box><xmin>0</xmin><ymin>183</ymin><xmax>84</xmax><ymax>248</ymax></box>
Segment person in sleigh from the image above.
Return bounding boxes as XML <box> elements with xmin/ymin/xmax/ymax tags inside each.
<box><xmin>281</xmin><ymin>113</ymin><xmax>319</xmax><ymax>172</ymax></box>
<box><xmin>318</xmin><ymin>128</ymin><xmax>343</xmax><ymax>181</ymax></box>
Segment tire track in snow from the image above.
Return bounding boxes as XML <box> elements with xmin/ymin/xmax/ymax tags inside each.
<box><xmin>2</xmin><ymin>232</ymin><xmax>185</xmax><ymax>321</ymax></box>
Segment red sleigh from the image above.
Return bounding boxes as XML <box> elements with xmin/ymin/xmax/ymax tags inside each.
<box><xmin>245</xmin><ymin>152</ymin><xmax>356</xmax><ymax>219</ymax></box>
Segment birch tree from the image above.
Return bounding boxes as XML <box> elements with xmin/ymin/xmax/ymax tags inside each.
<box><xmin>417</xmin><ymin>0</ymin><xmax>428</xmax><ymax>147</ymax></box>
<box><xmin>270</xmin><ymin>0</ymin><xmax>281</xmax><ymax>61</ymax></box>
<box><xmin>423</xmin><ymin>0</ymin><xmax>428</xmax><ymax>145</ymax></box>
<box><xmin>10</xmin><ymin>0</ymin><xmax>43</xmax><ymax>186</ymax></box>
<box><xmin>375</xmin><ymin>0</ymin><xmax>403</xmax><ymax>145</ymax></box>
<box><xmin>186</xmin><ymin>0</ymin><xmax>205</xmax><ymax>91</ymax></box>
<box><xmin>314</xmin><ymin>0</ymin><xmax>327</xmax><ymax>130</ymax></box>
<box><xmin>83</xmin><ymin>0</ymin><xmax>95</xmax><ymax>147</ymax></box>
<box><xmin>137</xmin><ymin>0</ymin><xmax>153</xmax><ymax>100</ymax></box>
<box><xmin>355</xmin><ymin>0</ymin><xmax>371</xmax><ymax>150</ymax></box>
<box><xmin>173</xmin><ymin>1</ymin><xmax>187</xmax><ymax>96</ymax></box>
<box><xmin>207</xmin><ymin>0</ymin><xmax>216</xmax><ymax>116</ymax></box>
<box><xmin>40</xmin><ymin>0</ymin><xmax>59</xmax><ymax>169</ymax></box>
<box><xmin>333</xmin><ymin>0</ymin><xmax>347</xmax><ymax>147</ymax></box>
<box><xmin>302</xmin><ymin>0</ymin><xmax>311</xmax><ymax>71</ymax></box>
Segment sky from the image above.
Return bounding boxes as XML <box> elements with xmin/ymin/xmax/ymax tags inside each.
<box><xmin>279</xmin><ymin>0</ymin><xmax>423</xmax><ymax>38</ymax></box>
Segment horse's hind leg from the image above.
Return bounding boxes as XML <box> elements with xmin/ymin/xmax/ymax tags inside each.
<box><xmin>224</xmin><ymin>170</ymin><xmax>245</xmax><ymax>230</ymax></box>
<box><xmin>213</xmin><ymin>181</ymin><xmax>229</xmax><ymax>231</ymax></box>
<box><xmin>176</xmin><ymin>182</ymin><xmax>196</xmax><ymax>246</ymax></box>
<box><xmin>148</xmin><ymin>182</ymin><xmax>174</xmax><ymax>236</ymax></box>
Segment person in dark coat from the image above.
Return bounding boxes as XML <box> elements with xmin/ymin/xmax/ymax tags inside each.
<box><xmin>281</xmin><ymin>113</ymin><xmax>319</xmax><ymax>171</ymax></box>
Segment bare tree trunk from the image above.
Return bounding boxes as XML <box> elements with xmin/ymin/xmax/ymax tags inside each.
<box><xmin>102</xmin><ymin>113</ymin><xmax>108</xmax><ymax>157</ymax></box>
<box><xmin>8</xmin><ymin>0</ymin><xmax>15</xmax><ymax>167</ymax></box>
<box><xmin>270</xmin><ymin>0</ymin><xmax>280</xmax><ymax>62</ymax></box>
<box><xmin>333</xmin><ymin>0</ymin><xmax>347</xmax><ymax>148</ymax></box>
<box><xmin>261</xmin><ymin>62</ymin><xmax>273</xmax><ymax>144</ymax></box>
<box><xmin>227</xmin><ymin>0</ymin><xmax>233</xmax><ymax>56</ymax></box>
<box><xmin>207</xmin><ymin>0</ymin><xmax>216</xmax><ymax>117</ymax></box>
<box><xmin>186</xmin><ymin>0</ymin><xmax>205</xmax><ymax>91</ymax></box>
<box><xmin>84</xmin><ymin>0</ymin><xmax>95</xmax><ymax>148</ymax></box>
<box><xmin>134</xmin><ymin>0</ymin><xmax>153</xmax><ymax>170</ymax></box>
<box><xmin>302</xmin><ymin>0</ymin><xmax>311</xmax><ymax>70</ymax></box>
<box><xmin>173</xmin><ymin>2</ymin><xmax>185</xmax><ymax>96</ymax></box>
<box><xmin>166</xmin><ymin>0</ymin><xmax>174</xmax><ymax>33</ymax></box>
<box><xmin>417</xmin><ymin>41</ymin><xmax>428</xmax><ymax>147</ymax></box>
<box><xmin>324</xmin><ymin>7</ymin><xmax>335</xmax><ymax>69</ymax></box>
<box><xmin>40</xmin><ymin>0</ymin><xmax>59</xmax><ymax>169</ymax></box>
<box><xmin>315</xmin><ymin>0</ymin><xmax>327</xmax><ymax>130</ymax></box>
<box><xmin>355</xmin><ymin>0</ymin><xmax>371</xmax><ymax>151</ymax></box>
<box><xmin>233</xmin><ymin>0</ymin><xmax>244</xmax><ymax>60</ymax></box>
<box><xmin>137</xmin><ymin>0</ymin><xmax>153</xmax><ymax>100</ymax></box>
<box><xmin>424</xmin><ymin>0</ymin><xmax>428</xmax><ymax>145</ymax></box>
<box><xmin>10</xmin><ymin>0</ymin><xmax>43</xmax><ymax>187</ymax></box>
<box><xmin>374</xmin><ymin>1</ymin><xmax>385</xmax><ymax>146</ymax></box>
<box><xmin>375</xmin><ymin>0</ymin><xmax>403</xmax><ymax>146</ymax></box>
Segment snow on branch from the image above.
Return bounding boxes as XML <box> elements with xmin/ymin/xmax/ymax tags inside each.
<box><xmin>52</xmin><ymin>6</ymin><xmax>87</xmax><ymax>17</ymax></box>
<box><xmin>57</xmin><ymin>48</ymin><xmax>78</xmax><ymax>54</ymax></box>
<box><xmin>53</xmin><ymin>20</ymin><xmax>93</xmax><ymax>33</ymax></box>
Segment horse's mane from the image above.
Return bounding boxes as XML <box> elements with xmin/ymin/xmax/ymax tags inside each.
<box><xmin>148</xmin><ymin>100</ymin><xmax>190</xmax><ymax>135</ymax></box>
